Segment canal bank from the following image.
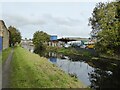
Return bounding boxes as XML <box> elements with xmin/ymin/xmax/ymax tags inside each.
<box><xmin>21</xmin><ymin>44</ymin><xmax>120</xmax><ymax>89</ymax></box>
<box><xmin>36</xmin><ymin>50</ymin><xmax>120</xmax><ymax>89</ymax></box>
<box><xmin>46</xmin><ymin>46</ymin><xmax>94</xmax><ymax>59</ymax></box>
<box><xmin>2</xmin><ymin>47</ymin><xmax>12</xmax><ymax>64</ymax></box>
<box><xmin>9</xmin><ymin>46</ymin><xmax>86</xmax><ymax>88</ymax></box>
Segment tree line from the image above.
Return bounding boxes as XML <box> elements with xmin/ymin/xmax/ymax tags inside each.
<box><xmin>89</xmin><ymin>0</ymin><xmax>120</xmax><ymax>57</ymax></box>
<box><xmin>32</xmin><ymin>31</ymin><xmax>50</xmax><ymax>54</ymax></box>
<box><xmin>8</xmin><ymin>26</ymin><xmax>21</xmax><ymax>47</ymax></box>
<box><xmin>8</xmin><ymin>25</ymin><xmax>49</xmax><ymax>53</ymax></box>
<box><xmin>8</xmin><ymin>0</ymin><xmax>120</xmax><ymax>59</ymax></box>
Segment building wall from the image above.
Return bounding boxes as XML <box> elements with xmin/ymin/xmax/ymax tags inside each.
<box><xmin>48</xmin><ymin>41</ymin><xmax>64</xmax><ymax>47</ymax></box>
<box><xmin>50</xmin><ymin>35</ymin><xmax>57</xmax><ymax>41</ymax></box>
<box><xmin>0</xmin><ymin>20</ymin><xmax>9</xmax><ymax>50</ymax></box>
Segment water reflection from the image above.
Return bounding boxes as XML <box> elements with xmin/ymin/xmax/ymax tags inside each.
<box><xmin>36</xmin><ymin>51</ymin><xmax>120</xmax><ymax>89</ymax></box>
<box><xmin>89</xmin><ymin>63</ymin><xmax>120</xmax><ymax>89</ymax></box>
<box><xmin>55</xmin><ymin>59</ymin><xmax>94</xmax><ymax>86</ymax></box>
<box><xmin>49</xmin><ymin>57</ymin><xmax>57</xmax><ymax>64</ymax></box>
<box><xmin>41</xmin><ymin>52</ymin><xmax>94</xmax><ymax>86</ymax></box>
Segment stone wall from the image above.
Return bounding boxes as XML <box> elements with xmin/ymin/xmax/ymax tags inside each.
<box><xmin>0</xmin><ymin>20</ymin><xmax>9</xmax><ymax>50</ymax></box>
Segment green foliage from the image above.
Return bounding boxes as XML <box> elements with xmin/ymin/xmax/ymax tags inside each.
<box><xmin>89</xmin><ymin>1</ymin><xmax>120</xmax><ymax>56</ymax></box>
<box><xmin>10</xmin><ymin>47</ymin><xmax>85</xmax><ymax>88</ymax></box>
<box><xmin>46</xmin><ymin>46</ymin><xmax>59</xmax><ymax>52</ymax></box>
<box><xmin>2</xmin><ymin>47</ymin><xmax>11</xmax><ymax>64</ymax></box>
<box><xmin>34</xmin><ymin>42</ymin><xmax>46</xmax><ymax>55</ymax></box>
<box><xmin>33</xmin><ymin>31</ymin><xmax>50</xmax><ymax>55</ymax></box>
<box><xmin>47</xmin><ymin>46</ymin><xmax>93</xmax><ymax>58</ymax></box>
<box><xmin>32</xmin><ymin>31</ymin><xmax>50</xmax><ymax>47</ymax></box>
<box><xmin>8</xmin><ymin>26</ymin><xmax>21</xmax><ymax>46</ymax></box>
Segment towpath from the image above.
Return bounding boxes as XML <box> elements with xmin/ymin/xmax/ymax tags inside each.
<box><xmin>2</xmin><ymin>49</ymin><xmax>14</xmax><ymax>88</ymax></box>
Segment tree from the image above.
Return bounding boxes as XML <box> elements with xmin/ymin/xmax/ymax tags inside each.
<box><xmin>34</xmin><ymin>41</ymin><xmax>45</xmax><ymax>55</ymax></box>
<box><xmin>89</xmin><ymin>1</ymin><xmax>120</xmax><ymax>56</ymax></box>
<box><xmin>8</xmin><ymin>26</ymin><xmax>21</xmax><ymax>46</ymax></box>
<box><xmin>32</xmin><ymin>31</ymin><xmax>50</xmax><ymax>47</ymax></box>
<box><xmin>32</xmin><ymin>31</ymin><xmax>50</xmax><ymax>54</ymax></box>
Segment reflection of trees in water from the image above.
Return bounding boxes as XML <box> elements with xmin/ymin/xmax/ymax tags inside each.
<box><xmin>36</xmin><ymin>52</ymin><xmax>63</xmax><ymax>59</ymax></box>
<box><xmin>35</xmin><ymin>50</ymin><xmax>87</xmax><ymax>62</ymax></box>
<box><xmin>34</xmin><ymin>50</ymin><xmax>120</xmax><ymax>89</ymax></box>
<box><xmin>69</xmin><ymin>55</ymin><xmax>83</xmax><ymax>61</ymax></box>
<box><xmin>89</xmin><ymin>63</ymin><xmax>120</xmax><ymax>89</ymax></box>
<box><xmin>87</xmin><ymin>59</ymin><xmax>112</xmax><ymax>70</ymax></box>
<box><xmin>34</xmin><ymin>49</ymin><xmax>46</xmax><ymax>57</ymax></box>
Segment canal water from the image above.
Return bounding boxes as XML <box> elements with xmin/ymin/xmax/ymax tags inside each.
<box><xmin>22</xmin><ymin>45</ymin><xmax>120</xmax><ymax>89</ymax></box>
<box><xmin>47</xmin><ymin>53</ymin><xmax>94</xmax><ymax>86</ymax></box>
<box><xmin>41</xmin><ymin>52</ymin><xmax>120</xmax><ymax>89</ymax></box>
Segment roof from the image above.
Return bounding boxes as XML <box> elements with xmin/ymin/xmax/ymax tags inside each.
<box><xmin>58</xmin><ymin>37</ymin><xmax>89</xmax><ymax>42</ymax></box>
<box><xmin>0</xmin><ymin>20</ymin><xmax>8</xmax><ymax>30</ymax></box>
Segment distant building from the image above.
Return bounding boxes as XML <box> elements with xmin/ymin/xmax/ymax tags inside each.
<box><xmin>50</xmin><ymin>35</ymin><xmax>57</xmax><ymax>41</ymax></box>
<box><xmin>49</xmin><ymin>35</ymin><xmax>58</xmax><ymax>47</ymax></box>
<box><xmin>58</xmin><ymin>37</ymin><xmax>89</xmax><ymax>48</ymax></box>
<box><xmin>0</xmin><ymin>20</ymin><xmax>9</xmax><ymax>51</ymax></box>
<box><xmin>48</xmin><ymin>36</ymin><xmax>89</xmax><ymax>48</ymax></box>
<box><xmin>21</xmin><ymin>39</ymin><xmax>34</xmax><ymax>52</ymax></box>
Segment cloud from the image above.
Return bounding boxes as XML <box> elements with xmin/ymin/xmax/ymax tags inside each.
<box><xmin>58</xmin><ymin>25</ymin><xmax>90</xmax><ymax>38</ymax></box>
<box><xmin>42</xmin><ymin>20</ymin><xmax>90</xmax><ymax>38</ymax></box>
<box><xmin>2</xmin><ymin>13</ymin><xmax>46</xmax><ymax>27</ymax></box>
<box><xmin>3</xmin><ymin>13</ymin><xmax>82</xmax><ymax>28</ymax></box>
<box><xmin>54</xmin><ymin>17</ymin><xmax>81</xmax><ymax>26</ymax></box>
<box><xmin>43</xmin><ymin>14</ymin><xmax>82</xmax><ymax>27</ymax></box>
<box><xmin>42</xmin><ymin>14</ymin><xmax>90</xmax><ymax>38</ymax></box>
<box><xmin>2</xmin><ymin>13</ymin><xmax>90</xmax><ymax>38</ymax></box>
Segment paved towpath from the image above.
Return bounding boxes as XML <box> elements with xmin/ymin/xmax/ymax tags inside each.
<box><xmin>2</xmin><ymin>49</ymin><xmax>14</xmax><ymax>88</ymax></box>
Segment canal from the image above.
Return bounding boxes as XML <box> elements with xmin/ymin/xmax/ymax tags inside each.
<box><xmin>22</xmin><ymin>44</ymin><xmax>120</xmax><ymax>89</ymax></box>
<box><xmin>45</xmin><ymin>52</ymin><xmax>94</xmax><ymax>86</ymax></box>
<box><xmin>40</xmin><ymin>52</ymin><xmax>120</xmax><ymax>89</ymax></box>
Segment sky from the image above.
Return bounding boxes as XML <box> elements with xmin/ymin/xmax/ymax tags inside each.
<box><xmin>0</xmin><ymin>0</ymin><xmax>114</xmax><ymax>39</ymax></box>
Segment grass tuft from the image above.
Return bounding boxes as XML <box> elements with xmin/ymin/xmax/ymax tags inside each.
<box><xmin>2</xmin><ymin>47</ymin><xmax>11</xmax><ymax>64</ymax></box>
<box><xmin>10</xmin><ymin>47</ymin><xmax>86</xmax><ymax>88</ymax></box>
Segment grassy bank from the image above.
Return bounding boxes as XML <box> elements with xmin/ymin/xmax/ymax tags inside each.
<box><xmin>0</xmin><ymin>52</ymin><xmax>1</xmax><ymax>64</ymax></box>
<box><xmin>2</xmin><ymin>47</ymin><xmax>11</xmax><ymax>64</ymax></box>
<box><xmin>10</xmin><ymin>47</ymin><xmax>85</xmax><ymax>88</ymax></box>
<box><xmin>47</xmin><ymin>46</ymin><xmax>93</xmax><ymax>58</ymax></box>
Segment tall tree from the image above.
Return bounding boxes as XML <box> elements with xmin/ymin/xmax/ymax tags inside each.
<box><xmin>32</xmin><ymin>31</ymin><xmax>50</xmax><ymax>47</ymax></box>
<box><xmin>33</xmin><ymin>31</ymin><xmax>50</xmax><ymax>54</ymax></box>
<box><xmin>89</xmin><ymin>1</ymin><xmax>120</xmax><ymax>56</ymax></box>
<box><xmin>8</xmin><ymin>26</ymin><xmax>21</xmax><ymax>46</ymax></box>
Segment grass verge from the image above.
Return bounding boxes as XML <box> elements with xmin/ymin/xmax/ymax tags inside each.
<box><xmin>2</xmin><ymin>47</ymin><xmax>11</xmax><ymax>64</ymax></box>
<box><xmin>10</xmin><ymin>47</ymin><xmax>85</xmax><ymax>88</ymax></box>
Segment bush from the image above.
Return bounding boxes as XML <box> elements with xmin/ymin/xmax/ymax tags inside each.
<box><xmin>34</xmin><ymin>42</ymin><xmax>46</xmax><ymax>54</ymax></box>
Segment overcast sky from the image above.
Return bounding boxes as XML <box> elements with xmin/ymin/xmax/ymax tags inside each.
<box><xmin>1</xmin><ymin>0</ymin><xmax>114</xmax><ymax>39</ymax></box>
